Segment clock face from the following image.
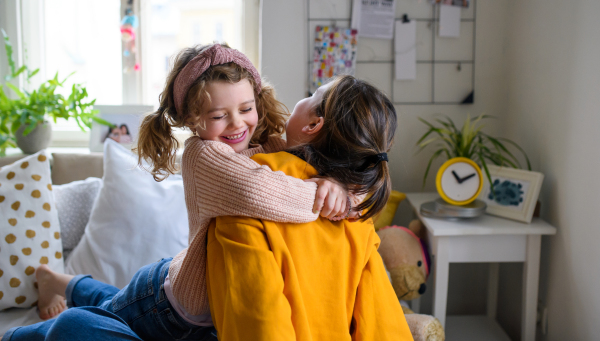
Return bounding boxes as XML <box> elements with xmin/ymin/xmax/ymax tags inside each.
<box><xmin>439</xmin><ymin>161</ymin><xmax>482</xmax><ymax>202</ymax></box>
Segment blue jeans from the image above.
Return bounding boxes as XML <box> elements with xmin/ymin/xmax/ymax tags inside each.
<box><xmin>4</xmin><ymin>258</ymin><xmax>216</xmax><ymax>341</ymax></box>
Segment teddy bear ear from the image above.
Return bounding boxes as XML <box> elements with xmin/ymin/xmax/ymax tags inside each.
<box><xmin>408</xmin><ymin>219</ymin><xmax>423</xmax><ymax>236</ymax></box>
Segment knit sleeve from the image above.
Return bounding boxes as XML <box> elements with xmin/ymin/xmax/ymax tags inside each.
<box><xmin>187</xmin><ymin>139</ymin><xmax>318</xmax><ymax>223</ymax></box>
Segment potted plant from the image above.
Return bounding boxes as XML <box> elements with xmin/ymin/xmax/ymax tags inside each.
<box><xmin>416</xmin><ymin>114</ymin><xmax>531</xmax><ymax>189</ymax></box>
<box><xmin>0</xmin><ymin>29</ymin><xmax>112</xmax><ymax>156</ymax></box>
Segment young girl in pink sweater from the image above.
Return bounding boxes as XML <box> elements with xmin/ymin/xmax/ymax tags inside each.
<box><xmin>9</xmin><ymin>44</ymin><xmax>353</xmax><ymax>341</ymax></box>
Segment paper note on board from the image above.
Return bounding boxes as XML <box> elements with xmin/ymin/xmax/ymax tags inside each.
<box><xmin>439</xmin><ymin>4</ymin><xmax>461</xmax><ymax>37</ymax></box>
<box><xmin>351</xmin><ymin>0</ymin><xmax>396</xmax><ymax>39</ymax></box>
<box><xmin>394</xmin><ymin>20</ymin><xmax>416</xmax><ymax>80</ymax></box>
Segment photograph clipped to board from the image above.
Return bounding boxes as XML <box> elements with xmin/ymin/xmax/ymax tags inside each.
<box><xmin>311</xmin><ymin>26</ymin><xmax>358</xmax><ymax>92</ymax></box>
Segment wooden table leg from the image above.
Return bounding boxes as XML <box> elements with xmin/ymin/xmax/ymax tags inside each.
<box><xmin>487</xmin><ymin>262</ymin><xmax>499</xmax><ymax>319</ymax></box>
<box><xmin>522</xmin><ymin>235</ymin><xmax>541</xmax><ymax>341</ymax></box>
<box><xmin>432</xmin><ymin>237</ymin><xmax>450</xmax><ymax>328</ymax></box>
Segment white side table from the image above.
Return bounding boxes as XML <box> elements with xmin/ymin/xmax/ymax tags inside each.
<box><xmin>406</xmin><ymin>193</ymin><xmax>556</xmax><ymax>341</ymax></box>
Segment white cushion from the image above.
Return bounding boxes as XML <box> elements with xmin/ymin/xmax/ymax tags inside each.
<box><xmin>65</xmin><ymin>139</ymin><xmax>188</xmax><ymax>288</ymax></box>
<box><xmin>0</xmin><ymin>151</ymin><xmax>64</xmax><ymax>309</ymax></box>
<box><xmin>53</xmin><ymin>177</ymin><xmax>102</xmax><ymax>261</ymax></box>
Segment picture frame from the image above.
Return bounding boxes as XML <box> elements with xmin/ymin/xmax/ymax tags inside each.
<box><xmin>89</xmin><ymin>105</ymin><xmax>154</xmax><ymax>152</ymax></box>
<box><xmin>477</xmin><ymin>165</ymin><xmax>544</xmax><ymax>224</ymax></box>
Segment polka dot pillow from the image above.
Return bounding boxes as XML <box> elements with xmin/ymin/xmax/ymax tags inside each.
<box><xmin>0</xmin><ymin>150</ymin><xmax>64</xmax><ymax>310</ymax></box>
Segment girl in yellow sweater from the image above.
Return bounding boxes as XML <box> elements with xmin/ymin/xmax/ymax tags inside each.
<box><xmin>207</xmin><ymin>75</ymin><xmax>412</xmax><ymax>340</ymax></box>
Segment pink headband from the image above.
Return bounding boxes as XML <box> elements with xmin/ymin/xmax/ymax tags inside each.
<box><xmin>173</xmin><ymin>44</ymin><xmax>262</xmax><ymax>115</ymax></box>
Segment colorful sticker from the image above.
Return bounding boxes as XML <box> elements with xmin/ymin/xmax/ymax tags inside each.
<box><xmin>311</xmin><ymin>25</ymin><xmax>358</xmax><ymax>92</ymax></box>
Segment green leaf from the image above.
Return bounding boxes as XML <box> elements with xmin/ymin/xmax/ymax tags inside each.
<box><xmin>2</xmin><ymin>29</ymin><xmax>16</xmax><ymax>78</ymax></box>
<box><xmin>91</xmin><ymin>116</ymin><xmax>114</xmax><ymax>127</ymax></box>
<box><xmin>22</xmin><ymin>121</ymin><xmax>38</xmax><ymax>136</ymax></box>
<box><xmin>497</xmin><ymin>137</ymin><xmax>532</xmax><ymax>170</ymax></box>
<box><xmin>478</xmin><ymin>151</ymin><xmax>495</xmax><ymax>194</ymax></box>
<box><xmin>6</xmin><ymin>83</ymin><xmax>25</xmax><ymax>99</ymax></box>
<box><xmin>28</xmin><ymin>68</ymin><xmax>40</xmax><ymax>79</ymax></box>
<box><xmin>422</xmin><ymin>149</ymin><xmax>448</xmax><ymax>188</ymax></box>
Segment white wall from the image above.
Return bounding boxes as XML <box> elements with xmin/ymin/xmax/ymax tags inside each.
<box><xmin>502</xmin><ymin>0</ymin><xmax>600</xmax><ymax>339</ymax></box>
<box><xmin>261</xmin><ymin>0</ymin><xmax>512</xmax><ymax>322</ymax></box>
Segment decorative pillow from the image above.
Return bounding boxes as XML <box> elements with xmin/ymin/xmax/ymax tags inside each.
<box><xmin>65</xmin><ymin>139</ymin><xmax>188</xmax><ymax>288</ymax></box>
<box><xmin>53</xmin><ymin>177</ymin><xmax>102</xmax><ymax>261</ymax></box>
<box><xmin>0</xmin><ymin>151</ymin><xmax>64</xmax><ymax>310</ymax></box>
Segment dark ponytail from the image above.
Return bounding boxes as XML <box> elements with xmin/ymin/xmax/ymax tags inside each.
<box><xmin>295</xmin><ymin>75</ymin><xmax>397</xmax><ymax>220</ymax></box>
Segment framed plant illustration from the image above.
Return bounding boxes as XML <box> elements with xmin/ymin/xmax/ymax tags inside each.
<box><xmin>478</xmin><ymin>165</ymin><xmax>544</xmax><ymax>223</ymax></box>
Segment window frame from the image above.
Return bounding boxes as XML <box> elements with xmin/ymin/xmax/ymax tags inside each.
<box><xmin>2</xmin><ymin>0</ymin><xmax>260</xmax><ymax>148</ymax></box>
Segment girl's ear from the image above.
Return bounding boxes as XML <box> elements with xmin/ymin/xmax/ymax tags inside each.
<box><xmin>301</xmin><ymin>116</ymin><xmax>324</xmax><ymax>135</ymax></box>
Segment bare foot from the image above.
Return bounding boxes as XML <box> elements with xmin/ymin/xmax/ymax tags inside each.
<box><xmin>36</xmin><ymin>264</ymin><xmax>74</xmax><ymax>320</ymax></box>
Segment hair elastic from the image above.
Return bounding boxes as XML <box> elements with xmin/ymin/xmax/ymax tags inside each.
<box><xmin>173</xmin><ymin>44</ymin><xmax>262</xmax><ymax>115</ymax></box>
<box><xmin>355</xmin><ymin>152</ymin><xmax>388</xmax><ymax>172</ymax></box>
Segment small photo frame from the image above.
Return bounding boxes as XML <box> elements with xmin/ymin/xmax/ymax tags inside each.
<box><xmin>89</xmin><ymin>105</ymin><xmax>154</xmax><ymax>152</ymax></box>
<box><xmin>478</xmin><ymin>165</ymin><xmax>544</xmax><ymax>224</ymax></box>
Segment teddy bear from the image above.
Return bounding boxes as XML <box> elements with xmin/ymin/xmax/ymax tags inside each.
<box><xmin>377</xmin><ymin>219</ymin><xmax>445</xmax><ymax>341</ymax></box>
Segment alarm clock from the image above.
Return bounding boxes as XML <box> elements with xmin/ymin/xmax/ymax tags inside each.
<box><xmin>436</xmin><ymin>157</ymin><xmax>483</xmax><ymax>206</ymax></box>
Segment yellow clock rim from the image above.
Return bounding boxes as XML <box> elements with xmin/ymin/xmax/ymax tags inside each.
<box><xmin>435</xmin><ymin>157</ymin><xmax>484</xmax><ymax>206</ymax></box>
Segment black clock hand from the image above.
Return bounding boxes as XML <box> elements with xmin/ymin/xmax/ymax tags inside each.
<box><xmin>460</xmin><ymin>173</ymin><xmax>476</xmax><ymax>183</ymax></box>
<box><xmin>452</xmin><ymin>170</ymin><xmax>462</xmax><ymax>183</ymax></box>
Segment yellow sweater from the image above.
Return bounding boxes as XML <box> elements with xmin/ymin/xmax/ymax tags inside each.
<box><xmin>206</xmin><ymin>152</ymin><xmax>413</xmax><ymax>341</ymax></box>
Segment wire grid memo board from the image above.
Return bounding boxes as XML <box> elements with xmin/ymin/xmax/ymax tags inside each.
<box><xmin>307</xmin><ymin>0</ymin><xmax>477</xmax><ymax>105</ymax></box>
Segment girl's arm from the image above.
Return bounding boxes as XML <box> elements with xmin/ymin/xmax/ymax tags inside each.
<box><xmin>186</xmin><ymin>137</ymin><xmax>323</xmax><ymax>223</ymax></box>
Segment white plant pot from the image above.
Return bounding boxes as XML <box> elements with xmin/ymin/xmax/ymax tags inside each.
<box><xmin>15</xmin><ymin>121</ymin><xmax>52</xmax><ymax>154</ymax></box>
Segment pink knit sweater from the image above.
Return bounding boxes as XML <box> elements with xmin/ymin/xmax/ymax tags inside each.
<box><xmin>169</xmin><ymin>136</ymin><xmax>319</xmax><ymax>316</ymax></box>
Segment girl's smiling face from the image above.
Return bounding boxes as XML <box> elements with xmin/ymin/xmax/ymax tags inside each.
<box><xmin>196</xmin><ymin>79</ymin><xmax>258</xmax><ymax>152</ymax></box>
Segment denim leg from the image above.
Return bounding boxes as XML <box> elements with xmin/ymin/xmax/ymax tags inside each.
<box><xmin>45</xmin><ymin>307</ymin><xmax>143</xmax><ymax>341</ymax></box>
<box><xmin>66</xmin><ymin>274</ymin><xmax>120</xmax><ymax>309</ymax></box>
<box><xmin>3</xmin><ymin>319</ymin><xmax>56</xmax><ymax>341</ymax></box>
<box><xmin>107</xmin><ymin>258</ymin><xmax>217</xmax><ymax>341</ymax></box>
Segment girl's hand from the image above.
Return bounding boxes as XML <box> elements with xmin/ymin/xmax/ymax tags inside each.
<box><xmin>304</xmin><ymin>178</ymin><xmax>348</xmax><ymax>220</ymax></box>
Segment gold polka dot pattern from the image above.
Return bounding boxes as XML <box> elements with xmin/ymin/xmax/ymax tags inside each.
<box><xmin>25</xmin><ymin>266</ymin><xmax>35</xmax><ymax>276</ymax></box>
<box><xmin>0</xmin><ymin>151</ymin><xmax>64</xmax><ymax>309</ymax></box>
<box><xmin>5</xmin><ymin>234</ymin><xmax>16</xmax><ymax>244</ymax></box>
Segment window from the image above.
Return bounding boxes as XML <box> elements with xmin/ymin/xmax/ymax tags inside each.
<box><xmin>144</xmin><ymin>0</ymin><xmax>243</xmax><ymax>107</ymax></box>
<box><xmin>3</xmin><ymin>0</ymin><xmax>258</xmax><ymax>147</ymax></box>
